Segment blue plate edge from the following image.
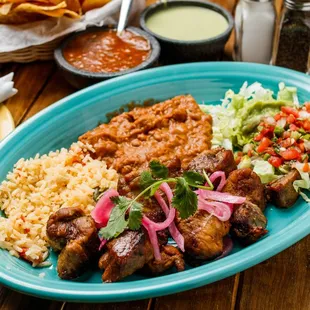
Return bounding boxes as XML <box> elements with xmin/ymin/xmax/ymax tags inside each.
<box><xmin>0</xmin><ymin>62</ymin><xmax>309</xmax><ymax>302</ymax></box>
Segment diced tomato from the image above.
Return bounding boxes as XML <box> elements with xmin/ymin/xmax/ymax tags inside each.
<box><xmin>305</xmin><ymin>102</ymin><xmax>310</xmax><ymax>112</ymax></box>
<box><xmin>268</xmin><ymin>156</ymin><xmax>283</xmax><ymax>168</ymax></box>
<box><xmin>289</xmin><ymin>124</ymin><xmax>299</xmax><ymax>131</ymax></box>
<box><xmin>298</xmin><ymin>142</ymin><xmax>305</xmax><ymax>153</ymax></box>
<box><xmin>235</xmin><ymin>152</ymin><xmax>243</xmax><ymax>165</ymax></box>
<box><xmin>281</xmin><ymin>106</ymin><xmax>299</xmax><ymax>118</ymax></box>
<box><xmin>257</xmin><ymin>137</ymin><xmax>272</xmax><ymax>153</ymax></box>
<box><xmin>19</xmin><ymin>248</ymin><xmax>28</xmax><ymax>259</ymax></box>
<box><xmin>303</xmin><ymin>119</ymin><xmax>310</xmax><ymax>131</ymax></box>
<box><xmin>274</xmin><ymin>113</ymin><xmax>282</xmax><ymax>121</ymax></box>
<box><xmin>280</xmin><ymin>148</ymin><xmax>301</xmax><ymax>160</ymax></box>
<box><xmin>256</xmin><ymin>127</ymin><xmax>274</xmax><ymax>140</ymax></box>
<box><xmin>235</xmin><ymin>155</ymin><xmax>242</xmax><ymax>165</ymax></box>
<box><xmin>286</xmin><ymin>114</ymin><xmax>296</xmax><ymax>124</ymax></box>
<box><xmin>248</xmin><ymin>150</ymin><xmax>253</xmax><ymax>157</ymax></box>
<box><xmin>254</xmin><ymin>132</ymin><xmax>263</xmax><ymax>141</ymax></box>
<box><xmin>279</xmin><ymin>138</ymin><xmax>293</xmax><ymax>148</ymax></box>
<box><xmin>264</xmin><ymin>147</ymin><xmax>277</xmax><ymax>156</ymax></box>
<box><xmin>283</xmin><ymin>131</ymin><xmax>291</xmax><ymax>139</ymax></box>
<box><xmin>303</xmin><ymin>162</ymin><xmax>309</xmax><ymax>172</ymax></box>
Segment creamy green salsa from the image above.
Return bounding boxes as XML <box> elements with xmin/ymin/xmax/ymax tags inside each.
<box><xmin>146</xmin><ymin>6</ymin><xmax>229</xmax><ymax>41</ymax></box>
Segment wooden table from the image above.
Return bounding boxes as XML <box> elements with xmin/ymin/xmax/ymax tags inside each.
<box><xmin>1</xmin><ymin>0</ymin><xmax>310</xmax><ymax>309</ymax></box>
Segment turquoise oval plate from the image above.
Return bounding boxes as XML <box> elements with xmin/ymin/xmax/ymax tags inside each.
<box><xmin>0</xmin><ymin>62</ymin><xmax>309</xmax><ymax>302</ymax></box>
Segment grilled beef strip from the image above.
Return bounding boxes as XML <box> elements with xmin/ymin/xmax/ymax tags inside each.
<box><xmin>222</xmin><ymin>168</ymin><xmax>268</xmax><ymax>245</ymax></box>
<box><xmin>266</xmin><ymin>169</ymin><xmax>301</xmax><ymax>208</ymax></box>
<box><xmin>46</xmin><ymin>207</ymin><xmax>100</xmax><ymax>280</ymax></box>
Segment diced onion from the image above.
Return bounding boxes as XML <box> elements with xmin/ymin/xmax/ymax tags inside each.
<box><xmin>264</xmin><ymin>116</ymin><xmax>276</xmax><ymax>126</ymax></box>
<box><xmin>276</xmin><ymin>118</ymin><xmax>286</xmax><ymax>128</ymax></box>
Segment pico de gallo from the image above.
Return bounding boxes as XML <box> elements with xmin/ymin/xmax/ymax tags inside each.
<box><xmin>201</xmin><ymin>81</ymin><xmax>310</xmax><ymax>203</ymax></box>
<box><xmin>236</xmin><ymin>103</ymin><xmax>310</xmax><ymax>172</ymax></box>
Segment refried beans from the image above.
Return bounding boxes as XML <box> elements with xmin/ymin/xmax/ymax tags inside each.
<box><xmin>79</xmin><ymin>95</ymin><xmax>212</xmax><ymax>190</ymax></box>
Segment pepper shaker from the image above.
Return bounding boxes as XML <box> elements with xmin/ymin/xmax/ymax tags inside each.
<box><xmin>234</xmin><ymin>0</ymin><xmax>277</xmax><ymax>64</ymax></box>
<box><xmin>273</xmin><ymin>0</ymin><xmax>310</xmax><ymax>73</ymax></box>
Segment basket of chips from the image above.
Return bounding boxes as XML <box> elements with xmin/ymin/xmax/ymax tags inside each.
<box><xmin>0</xmin><ymin>0</ymin><xmax>144</xmax><ymax>63</ymax></box>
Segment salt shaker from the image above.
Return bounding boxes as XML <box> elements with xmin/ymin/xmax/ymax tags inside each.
<box><xmin>234</xmin><ymin>0</ymin><xmax>276</xmax><ymax>64</ymax></box>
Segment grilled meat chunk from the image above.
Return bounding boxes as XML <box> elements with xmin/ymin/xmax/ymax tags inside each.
<box><xmin>266</xmin><ymin>169</ymin><xmax>301</xmax><ymax>208</ymax></box>
<box><xmin>98</xmin><ymin>196</ymin><xmax>169</xmax><ymax>282</ymax></box>
<box><xmin>230</xmin><ymin>201</ymin><xmax>267</xmax><ymax>245</ymax></box>
<box><xmin>46</xmin><ymin>207</ymin><xmax>99</xmax><ymax>279</ymax></box>
<box><xmin>222</xmin><ymin>168</ymin><xmax>266</xmax><ymax>211</ymax></box>
<box><xmin>187</xmin><ymin>147</ymin><xmax>237</xmax><ymax>177</ymax></box>
<box><xmin>99</xmin><ymin>230</ymin><xmax>153</xmax><ymax>282</ymax></box>
<box><xmin>143</xmin><ymin>245</ymin><xmax>185</xmax><ymax>275</ymax></box>
<box><xmin>176</xmin><ymin>210</ymin><xmax>230</xmax><ymax>261</ymax></box>
<box><xmin>223</xmin><ymin>168</ymin><xmax>267</xmax><ymax>245</ymax></box>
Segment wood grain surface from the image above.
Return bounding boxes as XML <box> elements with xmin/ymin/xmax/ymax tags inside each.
<box><xmin>2</xmin><ymin>0</ymin><xmax>309</xmax><ymax>309</ymax></box>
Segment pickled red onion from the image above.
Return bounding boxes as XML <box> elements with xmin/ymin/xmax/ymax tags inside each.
<box><xmin>198</xmin><ymin>198</ymin><xmax>232</xmax><ymax>221</ymax></box>
<box><xmin>91</xmin><ymin>189</ymin><xmax>119</xmax><ymax>228</ymax></box>
<box><xmin>195</xmin><ymin>189</ymin><xmax>246</xmax><ymax>204</ymax></box>
<box><xmin>142</xmin><ymin>207</ymin><xmax>176</xmax><ymax>261</ymax></box>
<box><xmin>226</xmin><ymin>202</ymin><xmax>234</xmax><ymax>212</ymax></box>
<box><xmin>99</xmin><ymin>238</ymin><xmax>107</xmax><ymax>251</ymax></box>
<box><xmin>209</xmin><ymin>171</ymin><xmax>226</xmax><ymax>192</ymax></box>
<box><xmin>142</xmin><ymin>208</ymin><xmax>175</xmax><ymax>231</ymax></box>
<box><xmin>142</xmin><ymin>182</ymin><xmax>181</xmax><ymax>260</ymax></box>
<box><xmin>154</xmin><ymin>183</ymin><xmax>184</xmax><ymax>252</ymax></box>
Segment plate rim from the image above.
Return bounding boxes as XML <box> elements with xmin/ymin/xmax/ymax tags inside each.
<box><xmin>0</xmin><ymin>62</ymin><xmax>309</xmax><ymax>302</ymax></box>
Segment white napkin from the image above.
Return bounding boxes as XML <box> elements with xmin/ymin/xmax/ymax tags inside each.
<box><xmin>0</xmin><ymin>73</ymin><xmax>17</xmax><ymax>103</ymax></box>
<box><xmin>0</xmin><ymin>0</ymin><xmax>145</xmax><ymax>53</ymax></box>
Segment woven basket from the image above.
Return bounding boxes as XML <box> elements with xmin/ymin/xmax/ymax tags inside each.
<box><xmin>0</xmin><ymin>36</ymin><xmax>65</xmax><ymax>63</ymax></box>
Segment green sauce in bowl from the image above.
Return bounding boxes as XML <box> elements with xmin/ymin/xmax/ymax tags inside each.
<box><xmin>145</xmin><ymin>6</ymin><xmax>229</xmax><ymax>41</ymax></box>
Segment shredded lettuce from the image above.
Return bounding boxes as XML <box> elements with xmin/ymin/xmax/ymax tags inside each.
<box><xmin>278</xmin><ymin>82</ymin><xmax>299</xmax><ymax>105</ymax></box>
<box><xmin>252</xmin><ymin>160</ymin><xmax>279</xmax><ymax>184</ymax></box>
<box><xmin>237</xmin><ymin>155</ymin><xmax>252</xmax><ymax>169</ymax></box>
<box><xmin>293</xmin><ymin>163</ymin><xmax>310</xmax><ymax>204</ymax></box>
<box><xmin>201</xmin><ymin>82</ymin><xmax>296</xmax><ymax>149</ymax></box>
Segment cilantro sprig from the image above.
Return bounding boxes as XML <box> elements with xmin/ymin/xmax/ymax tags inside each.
<box><xmin>98</xmin><ymin>160</ymin><xmax>213</xmax><ymax>240</ymax></box>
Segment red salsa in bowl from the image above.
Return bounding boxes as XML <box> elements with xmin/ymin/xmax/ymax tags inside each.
<box><xmin>54</xmin><ymin>26</ymin><xmax>160</xmax><ymax>89</ymax></box>
<box><xmin>63</xmin><ymin>29</ymin><xmax>151</xmax><ymax>73</ymax></box>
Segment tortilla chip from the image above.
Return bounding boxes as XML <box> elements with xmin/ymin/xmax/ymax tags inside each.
<box><xmin>14</xmin><ymin>1</ymin><xmax>67</xmax><ymax>11</ymax></box>
<box><xmin>0</xmin><ymin>10</ymin><xmax>46</xmax><ymax>23</ymax></box>
<box><xmin>0</xmin><ymin>0</ymin><xmax>63</xmax><ymax>4</ymax></box>
<box><xmin>0</xmin><ymin>3</ymin><xmax>12</xmax><ymax>14</ymax></box>
<box><xmin>81</xmin><ymin>0</ymin><xmax>109</xmax><ymax>13</ymax></box>
<box><xmin>0</xmin><ymin>0</ymin><xmax>80</xmax><ymax>23</ymax></box>
<box><xmin>65</xmin><ymin>0</ymin><xmax>81</xmax><ymax>14</ymax></box>
<box><xmin>12</xmin><ymin>1</ymin><xmax>80</xmax><ymax>17</ymax></box>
